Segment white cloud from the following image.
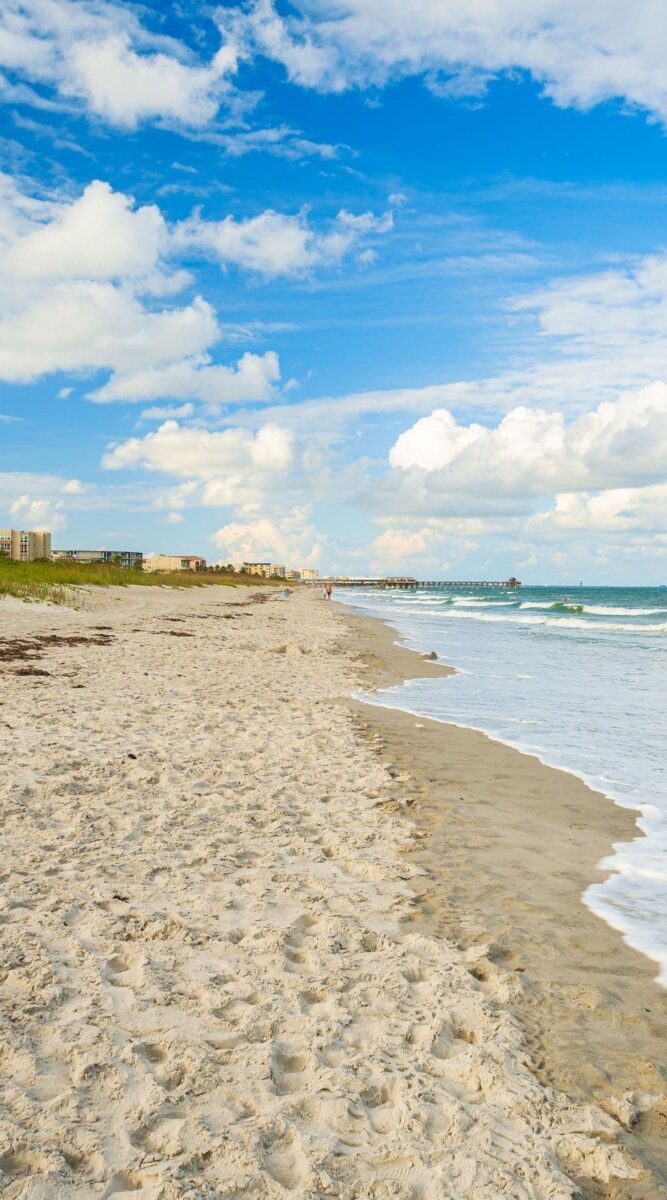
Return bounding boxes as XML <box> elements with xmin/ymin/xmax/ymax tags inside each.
<box><xmin>63</xmin><ymin>35</ymin><xmax>236</xmax><ymax>130</ymax></box>
<box><xmin>372</xmin><ymin>527</ymin><xmax>438</xmax><ymax>562</ymax></box>
<box><xmin>173</xmin><ymin>207</ymin><xmax>392</xmax><ymax>279</ymax></box>
<box><xmin>224</xmin><ymin>0</ymin><xmax>667</xmax><ymax>124</ymax></box>
<box><xmin>9</xmin><ymin>493</ymin><xmax>67</xmax><ymax>531</ymax></box>
<box><xmin>212</xmin><ymin>505</ymin><xmax>324</xmax><ymax>565</ymax></box>
<box><xmin>140</xmin><ymin>403</ymin><xmax>196</xmax><ymax>422</ymax></box>
<box><xmin>388</xmin><ymin>382</ymin><xmax>667</xmax><ymax>497</ymax></box>
<box><xmin>102</xmin><ymin>419</ymin><xmax>293</xmax><ymax>479</ymax></box>
<box><xmin>534</xmin><ymin>484</ymin><xmax>667</xmax><ymax>535</ymax></box>
<box><xmin>90</xmin><ymin>350</ymin><xmax>281</xmax><ymax>406</ymax></box>
<box><xmin>0</xmin><ymin>284</ymin><xmax>217</xmax><ymax>383</ymax></box>
<box><xmin>0</xmin><ymin>0</ymin><xmax>238</xmax><ymax>129</ymax></box>
<box><xmin>209</xmin><ymin>124</ymin><xmax>343</xmax><ymax>161</ymax></box>
<box><xmin>0</xmin><ymin>177</ymin><xmax>391</xmax><ymax>401</ymax></box>
<box><xmin>6</xmin><ymin>180</ymin><xmax>166</xmax><ymax>281</ymax></box>
<box><xmin>0</xmin><ymin>177</ymin><xmax>285</xmax><ymax>405</ymax></box>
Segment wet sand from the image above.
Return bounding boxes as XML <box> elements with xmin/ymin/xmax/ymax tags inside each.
<box><xmin>341</xmin><ymin>605</ymin><xmax>667</xmax><ymax>1198</ymax></box>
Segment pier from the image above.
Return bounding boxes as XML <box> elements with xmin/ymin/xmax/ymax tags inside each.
<box><xmin>328</xmin><ymin>577</ymin><xmax>521</xmax><ymax>590</ymax></box>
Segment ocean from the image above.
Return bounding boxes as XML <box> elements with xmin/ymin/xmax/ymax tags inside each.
<box><xmin>336</xmin><ymin>584</ymin><xmax>667</xmax><ymax>985</ymax></box>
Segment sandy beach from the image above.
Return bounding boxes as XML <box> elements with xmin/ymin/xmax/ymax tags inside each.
<box><xmin>0</xmin><ymin>585</ymin><xmax>664</xmax><ymax>1199</ymax></box>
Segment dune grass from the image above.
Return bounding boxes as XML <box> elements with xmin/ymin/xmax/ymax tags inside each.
<box><xmin>0</xmin><ymin>559</ymin><xmax>251</xmax><ymax>605</ymax></box>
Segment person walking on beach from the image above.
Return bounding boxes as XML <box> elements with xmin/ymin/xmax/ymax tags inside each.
<box><xmin>325</xmin><ymin>583</ymin><xmax>333</xmax><ymax>600</ymax></box>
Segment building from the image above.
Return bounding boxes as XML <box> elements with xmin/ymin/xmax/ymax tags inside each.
<box><xmin>299</xmin><ymin>567</ymin><xmax>319</xmax><ymax>581</ymax></box>
<box><xmin>270</xmin><ymin>564</ymin><xmax>286</xmax><ymax>578</ymax></box>
<box><xmin>142</xmin><ymin>554</ymin><xmax>206</xmax><ymax>573</ymax></box>
<box><xmin>242</xmin><ymin>561</ymin><xmax>271</xmax><ymax>576</ymax></box>
<box><xmin>0</xmin><ymin>528</ymin><xmax>52</xmax><ymax>561</ymax></box>
<box><xmin>53</xmin><ymin>548</ymin><xmax>142</xmax><ymax>569</ymax></box>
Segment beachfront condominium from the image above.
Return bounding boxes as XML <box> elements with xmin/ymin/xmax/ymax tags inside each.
<box><xmin>53</xmin><ymin>548</ymin><xmax>142</xmax><ymax>569</ymax></box>
<box><xmin>299</xmin><ymin>568</ymin><xmax>319</xmax><ymax>580</ymax></box>
<box><xmin>243</xmin><ymin>562</ymin><xmax>273</xmax><ymax>577</ymax></box>
<box><xmin>143</xmin><ymin>554</ymin><xmax>206</xmax><ymax>572</ymax></box>
<box><xmin>0</xmin><ymin>528</ymin><xmax>52</xmax><ymax>561</ymax></box>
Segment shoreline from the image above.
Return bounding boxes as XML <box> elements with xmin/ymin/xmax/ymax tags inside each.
<box><xmin>337</xmin><ymin>602</ymin><xmax>667</xmax><ymax>1196</ymax></box>
<box><xmin>1</xmin><ymin>584</ymin><xmax>664</xmax><ymax>1199</ymax></box>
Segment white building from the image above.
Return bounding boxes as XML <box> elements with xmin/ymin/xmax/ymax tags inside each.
<box><xmin>143</xmin><ymin>554</ymin><xmax>206</xmax><ymax>573</ymax></box>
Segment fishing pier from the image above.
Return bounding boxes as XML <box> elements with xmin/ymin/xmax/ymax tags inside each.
<box><xmin>328</xmin><ymin>577</ymin><xmax>521</xmax><ymax>590</ymax></box>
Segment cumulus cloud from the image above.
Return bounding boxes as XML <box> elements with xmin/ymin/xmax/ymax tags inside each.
<box><xmin>0</xmin><ymin>285</ymin><xmax>217</xmax><ymax>384</ymax></box>
<box><xmin>0</xmin><ymin>176</ymin><xmax>219</xmax><ymax>390</ymax></box>
<box><xmin>9</xmin><ymin>492</ymin><xmax>67</xmax><ymax>531</ymax></box>
<box><xmin>0</xmin><ymin>177</ymin><xmax>389</xmax><ymax>400</ymax></box>
<box><xmin>6</xmin><ymin>180</ymin><xmax>167</xmax><ymax>282</ymax></box>
<box><xmin>102</xmin><ymin>419</ymin><xmax>293</xmax><ymax>482</ymax></box>
<box><xmin>173</xmin><ymin>207</ymin><xmax>392</xmax><ymax>278</ymax></box>
<box><xmin>63</xmin><ymin>36</ymin><xmax>236</xmax><ymax>130</ymax></box>
<box><xmin>212</xmin><ymin>505</ymin><xmax>324</xmax><ymax>565</ymax></box>
<box><xmin>388</xmin><ymin>382</ymin><xmax>667</xmax><ymax>498</ymax></box>
<box><xmin>90</xmin><ymin>350</ymin><xmax>281</xmax><ymax>407</ymax></box>
<box><xmin>372</xmin><ymin>527</ymin><xmax>438</xmax><ymax>562</ymax></box>
<box><xmin>533</xmin><ymin>484</ymin><xmax>667</xmax><ymax>535</ymax></box>
<box><xmin>0</xmin><ymin>0</ymin><xmax>237</xmax><ymax>129</ymax></box>
<box><xmin>224</xmin><ymin>0</ymin><xmax>667</xmax><ymax>124</ymax></box>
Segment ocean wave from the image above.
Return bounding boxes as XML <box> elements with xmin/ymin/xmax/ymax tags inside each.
<box><xmin>452</xmin><ymin>598</ymin><xmax>518</xmax><ymax>607</ymax></box>
<box><xmin>520</xmin><ymin>601</ymin><xmax>666</xmax><ymax>616</ymax></box>
<box><xmin>583</xmin><ymin>605</ymin><xmax>667</xmax><ymax>616</ymax></box>
<box><xmin>520</xmin><ymin>601</ymin><xmax>583</xmax><ymax>612</ymax></box>
<box><xmin>442</xmin><ymin>609</ymin><xmax>667</xmax><ymax>633</ymax></box>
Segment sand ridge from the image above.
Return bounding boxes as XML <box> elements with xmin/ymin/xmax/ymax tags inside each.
<box><xmin>0</xmin><ymin>586</ymin><xmax>637</xmax><ymax>1197</ymax></box>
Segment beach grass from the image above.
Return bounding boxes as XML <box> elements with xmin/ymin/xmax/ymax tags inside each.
<box><xmin>0</xmin><ymin>558</ymin><xmax>256</xmax><ymax>605</ymax></box>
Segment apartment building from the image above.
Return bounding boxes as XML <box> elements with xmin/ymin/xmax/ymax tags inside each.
<box><xmin>0</xmin><ymin>528</ymin><xmax>52</xmax><ymax>561</ymax></box>
<box><xmin>53</xmin><ymin>549</ymin><xmax>142</xmax><ymax>569</ymax></box>
<box><xmin>143</xmin><ymin>554</ymin><xmax>206</xmax><ymax>573</ymax></box>
<box><xmin>299</xmin><ymin>567</ymin><xmax>319</xmax><ymax>580</ymax></box>
<box><xmin>242</xmin><ymin>562</ymin><xmax>272</xmax><ymax>577</ymax></box>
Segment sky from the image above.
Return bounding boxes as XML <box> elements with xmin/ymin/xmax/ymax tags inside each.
<box><xmin>1</xmin><ymin>0</ymin><xmax>667</xmax><ymax>583</ymax></box>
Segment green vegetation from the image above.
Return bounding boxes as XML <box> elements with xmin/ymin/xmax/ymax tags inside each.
<box><xmin>0</xmin><ymin>558</ymin><xmax>248</xmax><ymax>605</ymax></box>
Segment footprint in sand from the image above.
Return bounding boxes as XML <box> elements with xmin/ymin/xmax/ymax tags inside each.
<box><xmin>271</xmin><ymin>1042</ymin><xmax>312</xmax><ymax>1095</ymax></box>
<box><xmin>283</xmin><ymin>914</ymin><xmax>321</xmax><ymax>972</ymax></box>
<box><xmin>432</xmin><ymin>1020</ymin><xmax>482</xmax><ymax>1061</ymax></box>
<box><xmin>0</xmin><ymin>1148</ymin><xmax>50</xmax><ymax>1180</ymax></box>
<box><xmin>134</xmin><ymin>1041</ymin><xmax>167</xmax><ymax>1065</ymax></box>
<box><xmin>131</xmin><ymin>1111</ymin><xmax>185</xmax><ymax>1156</ymax></box>
<box><xmin>105</xmin><ymin>1167</ymin><xmax>159</xmax><ymax>1195</ymax></box>
<box><xmin>360</xmin><ymin>1076</ymin><xmax>404</xmax><ymax>1134</ymax></box>
<box><xmin>104</xmin><ymin>951</ymin><xmax>144</xmax><ymax>989</ymax></box>
<box><xmin>260</xmin><ymin>1125</ymin><xmax>310</xmax><ymax>1190</ymax></box>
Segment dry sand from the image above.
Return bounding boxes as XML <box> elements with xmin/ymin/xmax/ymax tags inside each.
<box><xmin>0</xmin><ymin>585</ymin><xmax>661</xmax><ymax>1198</ymax></box>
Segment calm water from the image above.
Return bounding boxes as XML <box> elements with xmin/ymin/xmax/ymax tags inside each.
<box><xmin>337</xmin><ymin>585</ymin><xmax>667</xmax><ymax>985</ymax></box>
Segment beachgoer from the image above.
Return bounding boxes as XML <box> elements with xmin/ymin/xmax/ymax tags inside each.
<box><xmin>326</xmin><ymin>583</ymin><xmax>333</xmax><ymax>600</ymax></box>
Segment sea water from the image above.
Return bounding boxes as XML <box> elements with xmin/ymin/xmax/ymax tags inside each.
<box><xmin>336</xmin><ymin>585</ymin><xmax>667</xmax><ymax>985</ymax></box>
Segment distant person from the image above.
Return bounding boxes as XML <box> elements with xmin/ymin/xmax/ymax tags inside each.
<box><xmin>325</xmin><ymin>583</ymin><xmax>333</xmax><ymax>600</ymax></box>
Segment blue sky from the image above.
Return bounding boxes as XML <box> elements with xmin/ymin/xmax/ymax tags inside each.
<box><xmin>1</xmin><ymin>1</ymin><xmax>666</xmax><ymax>582</ymax></box>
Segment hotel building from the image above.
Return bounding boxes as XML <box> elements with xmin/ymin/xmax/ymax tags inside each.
<box><xmin>143</xmin><ymin>554</ymin><xmax>206</xmax><ymax>572</ymax></box>
<box><xmin>53</xmin><ymin>548</ymin><xmax>142</xmax><ymax>569</ymax></box>
<box><xmin>0</xmin><ymin>528</ymin><xmax>52</xmax><ymax>561</ymax></box>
